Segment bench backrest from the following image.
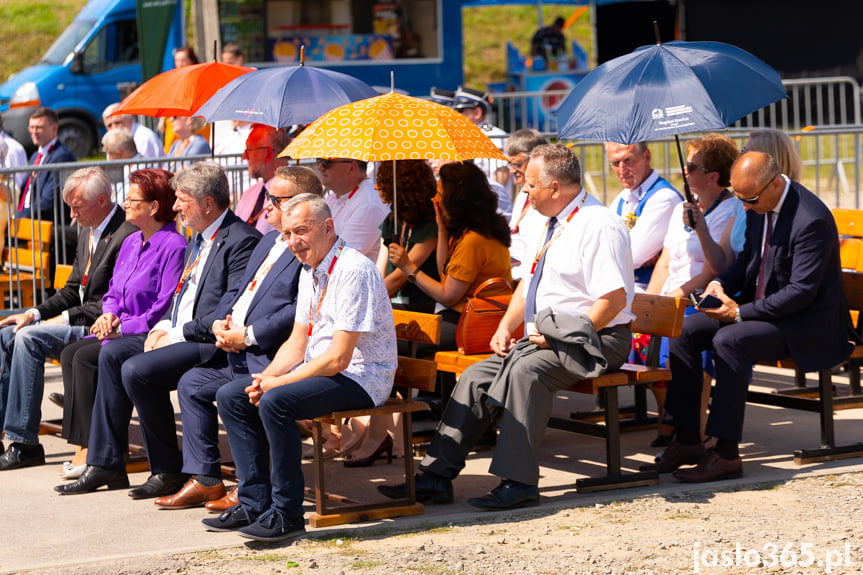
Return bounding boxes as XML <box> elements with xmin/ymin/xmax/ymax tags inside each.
<box><xmin>392</xmin><ymin>309</ymin><xmax>441</xmax><ymax>392</ymax></box>
<box><xmin>630</xmin><ymin>293</ymin><xmax>687</xmax><ymax>339</ymax></box>
<box><xmin>833</xmin><ymin>209</ymin><xmax>863</xmax><ymax>271</ymax></box>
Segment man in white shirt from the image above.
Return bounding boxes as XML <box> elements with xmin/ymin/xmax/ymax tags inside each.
<box><xmin>102</xmin><ymin>128</ymin><xmax>143</xmax><ymax>204</ymax></box>
<box><xmin>233</xmin><ymin>125</ymin><xmax>292</xmax><ymax>235</ymax></box>
<box><xmin>317</xmin><ymin>157</ymin><xmax>389</xmax><ymax>261</ymax></box>
<box><xmin>102</xmin><ymin>103</ymin><xmax>164</xmax><ymax>160</ymax></box>
<box><xmin>0</xmin><ymin>113</ymin><xmax>28</xmax><ymax>189</ymax></box>
<box><xmin>379</xmin><ymin>144</ymin><xmax>634</xmax><ymax>511</ymax></box>
<box><xmin>204</xmin><ymin>193</ymin><xmax>396</xmax><ymax>542</ymax></box>
<box><xmin>504</xmin><ymin>129</ymin><xmax>548</xmax><ymax>282</ymax></box>
<box><xmin>606</xmin><ymin>142</ymin><xmax>683</xmax><ymax>289</ymax></box>
<box><xmin>56</xmin><ymin>162</ymin><xmax>260</xmax><ymax>497</ymax></box>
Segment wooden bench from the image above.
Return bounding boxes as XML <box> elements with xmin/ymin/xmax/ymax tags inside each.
<box><xmin>305</xmin><ymin>309</ymin><xmax>441</xmax><ymax>527</ymax></box>
<box><xmin>434</xmin><ymin>293</ymin><xmax>687</xmax><ymax>493</ymax></box>
<box><xmin>747</xmin><ymin>269</ymin><xmax>863</xmax><ymax>464</ymax></box>
<box><xmin>0</xmin><ymin>218</ymin><xmax>53</xmax><ymax>308</ymax></box>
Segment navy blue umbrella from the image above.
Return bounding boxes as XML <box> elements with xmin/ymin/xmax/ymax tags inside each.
<box><xmin>556</xmin><ymin>38</ymin><xmax>786</xmax><ymax>207</ymax></box>
<box><xmin>196</xmin><ymin>64</ymin><xmax>379</xmax><ymax>128</ymax></box>
<box><xmin>556</xmin><ymin>40</ymin><xmax>786</xmax><ymax>144</ymax></box>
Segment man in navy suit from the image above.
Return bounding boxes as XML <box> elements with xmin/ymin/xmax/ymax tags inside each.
<box><xmin>56</xmin><ymin>162</ymin><xmax>260</xmax><ymax>496</ymax></box>
<box><xmin>18</xmin><ymin>107</ymin><xmax>77</xmax><ymax>221</ymax></box>
<box><xmin>643</xmin><ymin>151</ymin><xmax>856</xmax><ymax>482</ymax></box>
<box><xmin>151</xmin><ymin>167</ymin><xmax>321</xmax><ymax>510</ymax></box>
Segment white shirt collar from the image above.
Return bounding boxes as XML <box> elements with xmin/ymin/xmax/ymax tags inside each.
<box><xmin>771</xmin><ymin>174</ymin><xmax>791</xmax><ymax>215</ymax></box>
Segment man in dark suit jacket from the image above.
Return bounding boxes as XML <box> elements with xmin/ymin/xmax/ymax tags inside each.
<box><xmin>17</xmin><ymin>107</ymin><xmax>77</xmax><ymax>221</ymax></box>
<box><xmin>643</xmin><ymin>151</ymin><xmax>857</xmax><ymax>482</ymax></box>
<box><xmin>56</xmin><ymin>162</ymin><xmax>260</xmax><ymax>496</ymax></box>
<box><xmin>0</xmin><ymin>167</ymin><xmax>135</xmax><ymax>470</ymax></box>
<box><xmin>152</xmin><ymin>168</ymin><xmax>320</xmax><ymax>510</ymax></box>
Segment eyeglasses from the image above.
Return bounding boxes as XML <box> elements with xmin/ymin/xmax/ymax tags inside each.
<box><xmin>123</xmin><ymin>197</ymin><xmax>150</xmax><ymax>205</ymax></box>
<box><xmin>266</xmin><ymin>191</ymin><xmax>296</xmax><ymax>209</ymax></box>
<box><xmin>508</xmin><ymin>158</ymin><xmax>529</xmax><ymax>173</ymax></box>
<box><xmin>243</xmin><ymin>146</ymin><xmax>271</xmax><ymax>157</ymax></box>
<box><xmin>735</xmin><ymin>173</ymin><xmax>778</xmax><ymax>205</ymax></box>
<box><xmin>685</xmin><ymin>162</ymin><xmax>710</xmax><ymax>174</ymax></box>
<box><xmin>316</xmin><ymin>158</ymin><xmax>354</xmax><ymax>169</ymax></box>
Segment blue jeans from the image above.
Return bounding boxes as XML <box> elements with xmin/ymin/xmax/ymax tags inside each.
<box><xmin>217</xmin><ymin>373</ymin><xmax>373</xmax><ymax>520</ymax></box>
<box><xmin>0</xmin><ymin>323</ymin><xmax>89</xmax><ymax>444</ymax></box>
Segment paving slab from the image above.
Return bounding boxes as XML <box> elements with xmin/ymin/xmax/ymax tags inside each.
<box><xmin>2</xmin><ymin>365</ymin><xmax>863</xmax><ymax>573</ymax></box>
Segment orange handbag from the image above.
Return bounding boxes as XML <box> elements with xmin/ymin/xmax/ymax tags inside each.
<box><xmin>455</xmin><ymin>278</ymin><xmax>524</xmax><ymax>355</ymax></box>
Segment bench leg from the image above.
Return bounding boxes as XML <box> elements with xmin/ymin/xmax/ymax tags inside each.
<box><xmin>792</xmin><ymin>368</ymin><xmax>863</xmax><ymax>464</ymax></box>
<box><xmin>575</xmin><ymin>387</ymin><xmax>659</xmax><ymax>493</ymax></box>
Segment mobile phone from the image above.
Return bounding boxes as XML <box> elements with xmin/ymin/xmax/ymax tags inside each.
<box><xmin>694</xmin><ymin>294</ymin><xmax>722</xmax><ymax>309</ymax></box>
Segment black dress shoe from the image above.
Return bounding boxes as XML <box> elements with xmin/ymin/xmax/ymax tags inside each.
<box><xmin>639</xmin><ymin>440</ymin><xmax>706</xmax><ymax>474</ymax></box>
<box><xmin>128</xmin><ymin>472</ymin><xmax>188</xmax><ymax>499</ymax></box>
<box><xmin>0</xmin><ymin>442</ymin><xmax>45</xmax><ymax>470</ymax></box>
<box><xmin>467</xmin><ymin>480</ymin><xmax>539</xmax><ymax>511</ymax></box>
<box><xmin>377</xmin><ymin>471</ymin><xmax>453</xmax><ymax>504</ymax></box>
<box><xmin>54</xmin><ymin>465</ymin><xmax>129</xmax><ymax>494</ymax></box>
<box><xmin>48</xmin><ymin>392</ymin><xmax>64</xmax><ymax>409</ymax></box>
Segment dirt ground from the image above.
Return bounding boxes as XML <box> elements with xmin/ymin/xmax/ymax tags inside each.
<box><xmin>27</xmin><ymin>471</ymin><xmax>863</xmax><ymax>575</ymax></box>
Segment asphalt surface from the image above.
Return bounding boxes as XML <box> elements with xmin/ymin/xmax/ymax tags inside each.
<box><xmin>2</xmin><ymin>364</ymin><xmax>863</xmax><ymax>573</ymax></box>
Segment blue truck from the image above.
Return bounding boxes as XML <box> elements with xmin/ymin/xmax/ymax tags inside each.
<box><xmin>0</xmin><ymin>0</ymin><xmax>184</xmax><ymax>158</ymax></box>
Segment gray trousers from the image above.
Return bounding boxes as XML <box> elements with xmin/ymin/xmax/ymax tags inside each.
<box><xmin>420</xmin><ymin>324</ymin><xmax>631</xmax><ymax>485</ymax></box>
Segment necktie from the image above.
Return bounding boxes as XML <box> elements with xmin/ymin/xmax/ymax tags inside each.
<box><xmin>172</xmin><ymin>233</ymin><xmax>203</xmax><ymax>326</ymax></box>
<box><xmin>19</xmin><ymin>150</ymin><xmax>44</xmax><ymax>211</ymax></box>
<box><xmin>248</xmin><ymin>184</ymin><xmax>267</xmax><ymax>225</ymax></box>
<box><xmin>524</xmin><ymin>216</ymin><xmax>558</xmax><ymax>325</ymax></box>
<box><xmin>755</xmin><ymin>212</ymin><xmax>774</xmax><ymax>300</ymax></box>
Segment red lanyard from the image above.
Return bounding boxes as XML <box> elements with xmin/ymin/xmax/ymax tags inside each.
<box><xmin>530</xmin><ymin>194</ymin><xmax>587</xmax><ymax>274</ymax></box>
<box><xmin>175</xmin><ymin>227</ymin><xmax>220</xmax><ymax>295</ymax></box>
<box><xmin>333</xmin><ymin>186</ymin><xmax>359</xmax><ymax>221</ymax></box>
<box><xmin>308</xmin><ymin>240</ymin><xmax>345</xmax><ymax>337</ymax></box>
<box><xmin>511</xmin><ymin>194</ymin><xmax>531</xmax><ymax>235</ymax></box>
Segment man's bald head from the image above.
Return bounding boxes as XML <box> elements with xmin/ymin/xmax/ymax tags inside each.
<box><xmin>730</xmin><ymin>151</ymin><xmax>783</xmax><ymax>213</ymax></box>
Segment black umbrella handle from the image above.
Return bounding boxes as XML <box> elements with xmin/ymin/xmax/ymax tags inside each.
<box><xmin>674</xmin><ymin>135</ymin><xmax>697</xmax><ymax>228</ymax></box>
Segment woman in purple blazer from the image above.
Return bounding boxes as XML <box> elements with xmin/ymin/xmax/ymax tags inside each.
<box><xmin>57</xmin><ymin>168</ymin><xmax>187</xmax><ymax>479</ymax></box>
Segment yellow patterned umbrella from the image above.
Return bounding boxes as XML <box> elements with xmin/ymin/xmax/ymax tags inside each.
<box><xmin>278</xmin><ymin>92</ymin><xmax>507</xmax><ymax>162</ymax></box>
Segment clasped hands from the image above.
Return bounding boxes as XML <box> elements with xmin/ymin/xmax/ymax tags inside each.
<box><xmin>489</xmin><ymin>325</ymin><xmax>549</xmax><ymax>357</ymax></box>
<box><xmin>212</xmin><ymin>314</ymin><xmax>247</xmax><ymax>353</ymax></box>
<box><xmin>90</xmin><ymin>312</ymin><xmax>120</xmax><ymax>340</ymax></box>
<box><xmin>245</xmin><ymin>373</ymin><xmax>281</xmax><ymax>406</ymax></box>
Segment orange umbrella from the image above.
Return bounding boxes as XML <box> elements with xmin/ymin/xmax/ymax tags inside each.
<box><xmin>279</xmin><ymin>92</ymin><xmax>507</xmax><ymax>162</ymax></box>
<box><xmin>111</xmin><ymin>61</ymin><xmax>254</xmax><ymax>118</ymax></box>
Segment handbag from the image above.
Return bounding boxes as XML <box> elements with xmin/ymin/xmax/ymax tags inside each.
<box><xmin>455</xmin><ymin>277</ymin><xmax>524</xmax><ymax>355</ymax></box>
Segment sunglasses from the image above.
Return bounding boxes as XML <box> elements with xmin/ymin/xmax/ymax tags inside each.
<box><xmin>735</xmin><ymin>173</ymin><xmax>778</xmax><ymax>205</ymax></box>
<box><xmin>685</xmin><ymin>162</ymin><xmax>710</xmax><ymax>174</ymax></box>
<box><xmin>316</xmin><ymin>158</ymin><xmax>354</xmax><ymax>169</ymax></box>
<box><xmin>266</xmin><ymin>191</ymin><xmax>295</xmax><ymax>209</ymax></box>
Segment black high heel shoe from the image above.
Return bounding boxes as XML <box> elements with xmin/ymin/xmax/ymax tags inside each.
<box><xmin>343</xmin><ymin>435</ymin><xmax>394</xmax><ymax>468</ymax></box>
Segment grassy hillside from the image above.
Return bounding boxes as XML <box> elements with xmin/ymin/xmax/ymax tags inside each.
<box><xmin>462</xmin><ymin>5</ymin><xmax>593</xmax><ymax>90</ymax></box>
<box><xmin>0</xmin><ymin>2</ymin><xmax>592</xmax><ymax>92</ymax></box>
<box><xmin>0</xmin><ymin>0</ymin><xmax>89</xmax><ymax>83</ymax></box>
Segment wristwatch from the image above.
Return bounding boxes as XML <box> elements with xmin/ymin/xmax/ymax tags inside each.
<box><xmin>406</xmin><ymin>268</ymin><xmax>418</xmax><ymax>283</ymax></box>
<box><xmin>243</xmin><ymin>326</ymin><xmax>252</xmax><ymax>347</ymax></box>
<box><xmin>735</xmin><ymin>306</ymin><xmax>742</xmax><ymax>323</ymax></box>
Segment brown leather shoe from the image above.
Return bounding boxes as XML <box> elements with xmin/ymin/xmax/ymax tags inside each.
<box><xmin>638</xmin><ymin>440</ymin><xmax>706</xmax><ymax>473</ymax></box>
<box><xmin>673</xmin><ymin>451</ymin><xmax>742</xmax><ymax>483</ymax></box>
<box><xmin>205</xmin><ymin>484</ymin><xmax>239</xmax><ymax>513</ymax></box>
<box><xmin>154</xmin><ymin>478</ymin><xmax>226</xmax><ymax>509</ymax></box>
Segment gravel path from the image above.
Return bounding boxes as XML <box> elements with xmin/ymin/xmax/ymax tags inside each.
<box><xmin>28</xmin><ymin>471</ymin><xmax>863</xmax><ymax>575</ymax></box>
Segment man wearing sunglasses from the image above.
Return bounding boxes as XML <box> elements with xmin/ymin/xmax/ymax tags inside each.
<box><xmin>234</xmin><ymin>125</ymin><xmax>292</xmax><ymax>234</ymax></box>
<box><xmin>315</xmin><ymin>157</ymin><xmax>389</xmax><ymax>261</ymax></box>
<box><xmin>646</xmin><ymin>151</ymin><xmax>856</xmax><ymax>483</ymax></box>
<box><xmin>149</xmin><ymin>166</ymin><xmax>322</xmax><ymax>511</ymax></box>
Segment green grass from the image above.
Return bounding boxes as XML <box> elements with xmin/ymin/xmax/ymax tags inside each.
<box><xmin>462</xmin><ymin>5</ymin><xmax>594</xmax><ymax>90</ymax></box>
<box><xmin>0</xmin><ymin>0</ymin><xmax>88</xmax><ymax>83</ymax></box>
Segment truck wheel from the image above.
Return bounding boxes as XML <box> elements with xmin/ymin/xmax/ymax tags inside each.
<box><xmin>57</xmin><ymin>116</ymin><xmax>96</xmax><ymax>159</ymax></box>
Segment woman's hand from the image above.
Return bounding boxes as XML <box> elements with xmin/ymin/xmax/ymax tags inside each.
<box><xmin>682</xmin><ymin>201</ymin><xmax>704</xmax><ymax>230</ymax></box>
<box><xmin>388</xmin><ymin>243</ymin><xmax>412</xmax><ymax>271</ymax></box>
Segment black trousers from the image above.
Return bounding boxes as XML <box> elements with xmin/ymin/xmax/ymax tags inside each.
<box><xmin>665</xmin><ymin>313</ymin><xmax>790</xmax><ymax>443</ymax></box>
<box><xmin>60</xmin><ymin>337</ymin><xmax>103</xmax><ymax>446</ymax></box>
